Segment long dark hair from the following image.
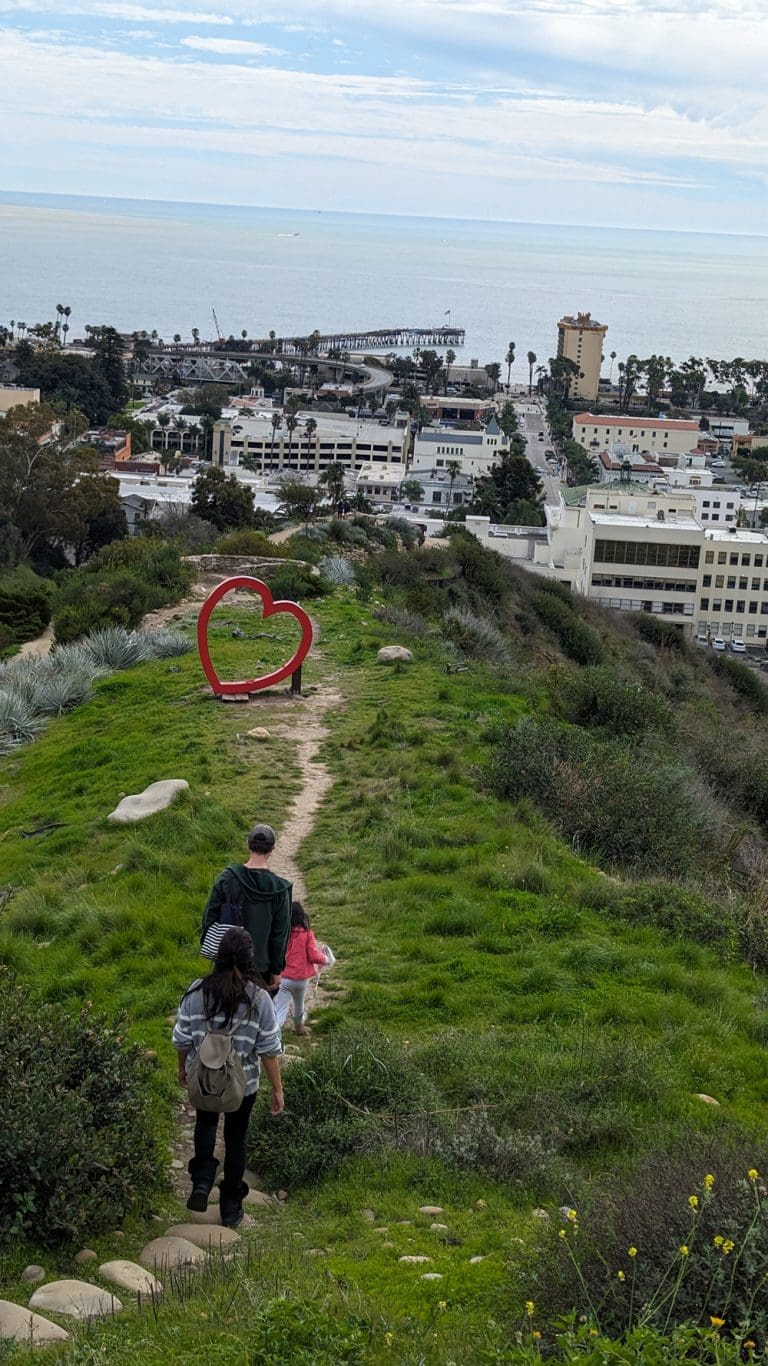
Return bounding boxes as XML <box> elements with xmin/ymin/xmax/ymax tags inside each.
<box><xmin>291</xmin><ymin>901</ymin><xmax>310</xmax><ymax>930</ymax></box>
<box><xmin>189</xmin><ymin>928</ymin><xmax>260</xmax><ymax>1027</ymax></box>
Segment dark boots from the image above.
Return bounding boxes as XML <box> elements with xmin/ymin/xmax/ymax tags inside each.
<box><xmin>186</xmin><ymin>1156</ymin><xmax>219</xmax><ymax>1213</ymax></box>
<box><xmin>219</xmin><ymin>1180</ymin><xmax>248</xmax><ymax>1228</ymax></box>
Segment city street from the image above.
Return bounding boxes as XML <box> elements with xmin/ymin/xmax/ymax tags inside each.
<box><xmin>512</xmin><ymin>396</ymin><xmax>562</xmax><ymax>506</ymax></box>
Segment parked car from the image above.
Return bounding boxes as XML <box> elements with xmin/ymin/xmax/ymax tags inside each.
<box><xmin>545</xmin><ymin>449</ymin><xmax>555</xmax><ymax>458</ymax></box>
<box><xmin>696</xmin><ymin>634</ymin><xmax>709</xmax><ymax>646</ymax></box>
<box><xmin>711</xmin><ymin>637</ymin><xmax>726</xmax><ymax>651</ymax></box>
<box><xmin>538</xmin><ymin>434</ymin><xmax>545</xmax><ymax>441</ymax></box>
<box><xmin>731</xmin><ymin>639</ymin><xmax>747</xmax><ymax>653</ymax></box>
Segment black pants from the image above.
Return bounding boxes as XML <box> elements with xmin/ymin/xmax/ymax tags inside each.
<box><xmin>191</xmin><ymin>1092</ymin><xmax>257</xmax><ymax>1192</ymax></box>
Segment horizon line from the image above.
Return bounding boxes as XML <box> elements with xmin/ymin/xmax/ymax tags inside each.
<box><xmin>2</xmin><ymin>186</ymin><xmax>768</xmax><ymax>243</ymax></box>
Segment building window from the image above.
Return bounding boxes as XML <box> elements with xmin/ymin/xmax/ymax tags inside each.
<box><xmin>700</xmin><ymin>598</ymin><xmax>709</xmax><ymax>610</ymax></box>
<box><xmin>756</xmin><ymin>556</ymin><xmax>764</xmax><ymax>567</ymax></box>
<box><xmin>713</xmin><ymin>600</ymin><xmax>723</xmax><ymax>611</ymax></box>
<box><xmin>740</xmin><ymin>577</ymin><xmax>748</xmax><ymax>589</ymax></box>
<box><xmin>737</xmin><ymin>601</ymin><xmax>746</xmax><ymax>612</ymax></box>
<box><xmin>727</xmin><ymin>577</ymin><xmax>737</xmax><ymax>589</ymax></box>
<box><xmin>747</xmin><ymin>625</ymin><xmax>756</xmax><ymax>637</ymax></box>
<box><xmin>703</xmin><ymin>500</ymin><xmax>710</xmax><ymax>508</ymax></box>
<box><xmin>593</xmin><ymin>540</ymin><xmax>700</xmax><ymax>568</ymax></box>
<box><xmin>730</xmin><ymin>554</ymin><xmax>739</xmax><ymax>565</ymax></box>
<box><xmin>705</xmin><ymin>551</ymin><xmax>714</xmax><ymax>563</ymax></box>
<box><xmin>718</xmin><ymin>552</ymin><xmax>727</xmax><ymax>564</ymax></box>
<box><xmin>715</xmin><ymin>576</ymin><xmax>724</xmax><ymax>588</ymax></box>
<box><xmin>750</xmin><ymin>602</ymin><xmax>759</xmax><ymax>614</ymax></box>
<box><xmin>725</xmin><ymin>599</ymin><xmax>734</xmax><ymax>611</ymax></box>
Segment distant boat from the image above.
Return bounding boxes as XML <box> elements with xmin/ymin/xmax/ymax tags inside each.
<box><xmin>277</xmin><ymin>232</ymin><xmax>300</xmax><ymax>238</ymax></box>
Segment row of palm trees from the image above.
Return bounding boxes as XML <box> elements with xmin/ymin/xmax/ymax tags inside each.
<box><xmin>504</xmin><ymin>341</ymin><xmax>539</xmax><ymax>394</ymax></box>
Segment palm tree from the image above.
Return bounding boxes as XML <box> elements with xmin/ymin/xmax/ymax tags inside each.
<box><xmin>55</xmin><ymin>303</ymin><xmax>64</xmax><ymax>339</ymax></box>
<box><xmin>445</xmin><ymin>347</ymin><xmax>456</xmax><ymax>387</ymax></box>
<box><xmin>157</xmin><ymin>412</ymin><xmax>171</xmax><ymax>450</ymax></box>
<box><xmin>191</xmin><ymin>327</ymin><xmax>200</xmax><ymax>346</ymax></box>
<box><xmin>446</xmin><ymin>458</ymin><xmax>462</xmax><ymax>506</ymax></box>
<box><xmin>173</xmin><ymin>333</ymin><xmax>181</xmax><ymax>345</ymax></box>
<box><xmin>269</xmin><ymin>412</ymin><xmax>282</xmax><ymax>473</ymax></box>
<box><xmin>401</xmin><ymin>478</ymin><xmax>425</xmax><ymax>506</ymax></box>
<box><xmin>527</xmin><ymin>350</ymin><xmax>536</xmax><ymax>395</ymax></box>
<box><xmin>285</xmin><ymin>413</ymin><xmax>298</xmax><ymax>468</ymax></box>
<box><xmin>609</xmin><ymin>350</ymin><xmax>617</xmax><ymax>381</ymax></box>
<box><xmin>320</xmin><ymin>460</ymin><xmax>347</xmax><ymax>515</ymax></box>
<box><xmin>304</xmin><ymin>417</ymin><xmax>317</xmax><ymax>473</ymax></box>
<box><xmin>505</xmin><ymin>341</ymin><xmax>516</xmax><ymax>391</ymax></box>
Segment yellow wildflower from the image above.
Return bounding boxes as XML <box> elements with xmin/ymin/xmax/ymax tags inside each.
<box><xmin>617</xmin><ymin>1270</ymin><xmax>626</xmax><ymax>1282</ymax></box>
<box><xmin>748</xmin><ymin>1169</ymin><xmax>759</xmax><ymax>1181</ymax></box>
<box><xmin>679</xmin><ymin>1245</ymin><xmax>689</xmax><ymax>1257</ymax></box>
<box><xmin>525</xmin><ymin>1301</ymin><xmax>535</xmax><ymax>1317</ymax></box>
<box><xmin>559</xmin><ymin>1228</ymin><xmax>567</xmax><ymax>1239</ymax></box>
<box><xmin>589</xmin><ymin>1328</ymin><xmax>599</xmax><ymax>1336</ymax></box>
<box><xmin>384</xmin><ymin>1332</ymin><xmax>394</xmax><ymax>1347</ymax></box>
<box><xmin>710</xmin><ymin>1316</ymin><xmax>726</xmax><ymax>1329</ymax></box>
<box><xmin>628</xmin><ymin>1246</ymin><xmax>638</xmax><ymax>1258</ymax></box>
<box><xmin>533</xmin><ymin>1330</ymin><xmax>542</xmax><ymax>1340</ymax></box>
<box><xmin>704</xmin><ymin>1174</ymin><xmax>715</xmax><ymax>1191</ymax></box>
<box><xmin>714</xmin><ymin>1235</ymin><xmax>724</xmax><ymax>1247</ymax></box>
<box><xmin>688</xmin><ymin>1195</ymin><xmax>699</xmax><ymax>1210</ymax></box>
<box><xmin>438</xmin><ymin>1301</ymin><xmax>447</xmax><ymax>1312</ymax></box>
<box><xmin>567</xmin><ymin>1209</ymin><xmax>578</xmax><ymax>1222</ymax></box>
<box><xmin>722</xmin><ymin>1239</ymin><xmax>735</xmax><ymax>1256</ymax></box>
<box><xmin>744</xmin><ymin>1341</ymin><xmax>756</xmax><ymax>1351</ymax></box>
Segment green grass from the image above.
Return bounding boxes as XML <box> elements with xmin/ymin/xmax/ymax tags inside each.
<box><xmin>2</xmin><ymin>589</ymin><xmax>768</xmax><ymax>1361</ymax></box>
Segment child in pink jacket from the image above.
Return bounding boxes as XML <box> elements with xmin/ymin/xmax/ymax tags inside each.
<box><xmin>274</xmin><ymin>902</ymin><xmax>329</xmax><ymax>1035</ymax></box>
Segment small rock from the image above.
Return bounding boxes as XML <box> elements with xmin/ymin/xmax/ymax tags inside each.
<box><xmin>532</xmin><ymin>1208</ymin><xmax>550</xmax><ymax>1220</ymax></box>
<box><xmin>419</xmin><ymin>1205</ymin><xmax>443</xmax><ymax>1216</ymax></box>
<box><xmin>693</xmin><ymin>1093</ymin><xmax>720</xmax><ymax>1106</ymax></box>
<box><xmin>182</xmin><ymin>1205</ymin><xmax>225</xmax><ymax>1226</ymax></box>
<box><xmin>164</xmin><ymin>1224</ymin><xmax>240</xmax><ymax>1252</ymax></box>
<box><xmin>98</xmin><ymin>1261</ymin><xmax>162</xmax><ymax>1297</ymax></box>
<box><xmin>396</xmin><ymin>1220</ymin><xmax>412</xmax><ymax>1226</ymax></box>
<box><xmin>469</xmin><ymin>1256</ymin><xmax>486</xmax><ymax>1264</ymax></box>
<box><xmin>171</xmin><ymin>1159</ymin><xmax>184</xmax><ymax>1171</ymax></box>
<box><xmin>381</xmin><ymin>1241</ymin><xmax>395</xmax><ymax>1249</ymax></box>
<box><xmin>246</xmin><ymin>728</ymin><xmax>271</xmax><ymax>739</ymax></box>
<box><xmin>372</xmin><ymin>1226</ymin><xmax>389</xmax><ymax>1234</ymax></box>
<box><xmin>244</xmin><ymin>1189</ymin><xmax>273</xmax><ymax>1208</ymax></box>
<box><xmin>74</xmin><ymin>1249</ymin><xmax>97</xmax><ymax>1266</ymax></box>
<box><xmin>361</xmin><ymin>1208</ymin><xmax>376</xmax><ymax>1222</ymax></box>
<box><xmin>430</xmin><ymin>1223</ymin><xmax>448</xmax><ymax>1232</ymax></box>
<box><xmin>20</xmin><ymin>1266</ymin><xmax>45</xmax><ymax>1285</ymax></box>
<box><xmin>0</xmin><ymin>1300</ymin><xmax>69</xmax><ymax>1345</ymax></box>
<box><xmin>306</xmin><ymin>1248</ymin><xmax>326</xmax><ymax>1257</ymax></box>
<box><xmin>377</xmin><ymin>645</ymin><xmax>413</xmax><ymax>663</ymax></box>
<box><xmin>277</xmin><ymin>1189</ymin><xmax>288</xmax><ymax>1202</ymax></box>
<box><xmin>474</xmin><ymin>1200</ymin><xmax>487</xmax><ymax>1210</ymax></box>
<box><xmin>109</xmin><ymin>864</ymin><xmax>124</xmax><ymax>875</ymax></box>
<box><xmin>107</xmin><ymin>779</ymin><xmax>189</xmax><ymax>824</ymax></box>
<box><xmin>113</xmin><ymin>1231</ymin><xmax>125</xmax><ymax>1241</ymax></box>
<box><xmin>420</xmin><ymin>1273</ymin><xmax>444</xmax><ymax>1281</ymax></box>
<box><xmin>399</xmin><ymin>1255</ymin><xmax>431</xmax><ymax>1264</ymax></box>
<box><xmin>29</xmin><ymin>1280</ymin><xmax>122</xmax><ymax>1322</ymax></box>
<box><xmin>138</xmin><ymin>1237</ymin><xmax>208</xmax><ymax>1272</ymax></box>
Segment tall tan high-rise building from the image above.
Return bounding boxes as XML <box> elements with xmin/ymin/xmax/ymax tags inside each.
<box><xmin>556</xmin><ymin>312</ymin><xmax>607</xmax><ymax>402</ymax></box>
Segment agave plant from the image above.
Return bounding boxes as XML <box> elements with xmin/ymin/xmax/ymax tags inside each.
<box><xmin>317</xmin><ymin>554</ymin><xmax>357</xmax><ymax>586</ymax></box>
<box><xmin>142</xmin><ymin>628</ymin><xmax>193</xmax><ymax>658</ymax></box>
<box><xmin>0</xmin><ymin>686</ymin><xmax>46</xmax><ymax>750</ymax></box>
<box><xmin>82</xmin><ymin>627</ymin><xmax>153</xmax><ymax>672</ymax></box>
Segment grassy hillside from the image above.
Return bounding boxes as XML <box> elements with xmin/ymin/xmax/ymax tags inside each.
<box><xmin>2</xmin><ymin>557</ymin><xmax>768</xmax><ymax>1361</ymax></box>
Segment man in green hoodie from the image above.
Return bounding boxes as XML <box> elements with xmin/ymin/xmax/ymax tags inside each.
<box><xmin>201</xmin><ymin>823</ymin><xmax>292</xmax><ymax>987</ymax></box>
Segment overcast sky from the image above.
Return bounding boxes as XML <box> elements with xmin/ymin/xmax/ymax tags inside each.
<box><xmin>1</xmin><ymin>0</ymin><xmax>767</xmax><ymax>231</ymax></box>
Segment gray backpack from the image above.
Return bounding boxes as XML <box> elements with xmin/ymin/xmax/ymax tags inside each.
<box><xmin>187</xmin><ymin>1023</ymin><xmax>246</xmax><ymax>1113</ymax></box>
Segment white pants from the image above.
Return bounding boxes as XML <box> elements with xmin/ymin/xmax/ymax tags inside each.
<box><xmin>275</xmin><ymin>977</ymin><xmax>311</xmax><ymax>1028</ymax></box>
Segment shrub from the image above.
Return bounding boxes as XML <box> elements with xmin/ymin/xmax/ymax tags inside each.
<box><xmin>634</xmin><ymin>611</ymin><xmax>687</xmax><ymax>652</ymax></box>
<box><xmin>248</xmin><ymin>1028</ymin><xmax>437</xmax><ymax>1187</ymax></box>
<box><xmin>52</xmin><ymin>540</ymin><xmax>194</xmax><ymax>644</ymax></box>
<box><xmin>263</xmin><ymin>562</ymin><xmax>328</xmax><ymax>600</ymax></box>
<box><xmin>0</xmin><ymin>576</ymin><xmax>52</xmax><ymax>645</ymax></box>
<box><xmin>373</xmin><ymin>603</ymin><xmax>430</xmax><ymax>637</ymax></box>
<box><xmin>443</xmin><ymin>606</ymin><xmax>513</xmax><ymax>669</ymax></box>
<box><xmin>710</xmin><ymin>654</ymin><xmax>768</xmax><ymax>714</ymax></box>
<box><xmin>486</xmin><ymin>718</ymin><xmax>711</xmax><ymax>874</ymax></box>
<box><xmin>531</xmin><ymin>590</ymin><xmax>604</xmax><ymax>665</ymax></box>
<box><xmin>529</xmin><ymin>575</ymin><xmax>574</xmax><ymax>604</ymax></box>
<box><xmin>581</xmin><ymin>880</ymin><xmax>738</xmax><ymax>953</ymax></box>
<box><xmin>451</xmin><ymin>532</ymin><xmax>509</xmax><ymax>604</ymax></box>
<box><xmin>531</xmin><ymin>1134</ymin><xmax>768</xmax><ymax>1339</ymax></box>
<box><xmin>0</xmin><ymin>977</ymin><xmax>161</xmax><ymax>1247</ymax></box>
<box><xmin>555</xmin><ymin>666</ymin><xmax>672</xmax><ymax>737</ymax></box>
<box><xmin>430</xmin><ymin>1111</ymin><xmax>564</xmax><ymax>1190</ymax></box>
<box><xmin>385</xmin><ymin>515</ymin><xmax>421</xmax><ymax>549</ymax></box>
<box><xmin>317</xmin><ymin>554</ymin><xmax>357</xmax><ymax>585</ymax></box>
<box><xmin>216</xmin><ymin>528</ymin><xmax>285</xmax><ymax>556</ymax></box>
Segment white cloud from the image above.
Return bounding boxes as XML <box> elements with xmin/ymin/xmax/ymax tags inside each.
<box><xmin>179</xmin><ymin>36</ymin><xmax>285</xmax><ymax>55</ymax></box>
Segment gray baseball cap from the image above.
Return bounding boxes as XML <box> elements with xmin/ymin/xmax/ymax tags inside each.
<box><xmin>248</xmin><ymin>823</ymin><xmax>276</xmax><ymax>851</ymax></box>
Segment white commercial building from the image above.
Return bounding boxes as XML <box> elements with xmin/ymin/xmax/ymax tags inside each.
<box><xmin>465</xmin><ymin>481</ymin><xmax>768</xmax><ymax>642</ymax></box>
<box><xmin>410</xmin><ymin>415</ymin><xmax>503</xmax><ymax>480</ymax></box>
<box><xmin>213</xmin><ymin>411</ymin><xmax>407</xmax><ymax>475</ymax></box>
<box><xmin>573</xmin><ymin>413</ymin><xmax>701</xmax><ymax>457</ymax></box>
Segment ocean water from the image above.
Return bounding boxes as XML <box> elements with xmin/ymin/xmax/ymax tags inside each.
<box><xmin>2</xmin><ymin>191</ymin><xmax>768</xmax><ymax>382</ymax></box>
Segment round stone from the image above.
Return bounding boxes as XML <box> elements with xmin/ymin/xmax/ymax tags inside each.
<box><xmin>29</xmin><ymin>1280</ymin><xmax>122</xmax><ymax>1321</ymax></box>
<box><xmin>98</xmin><ymin>1261</ymin><xmax>163</xmax><ymax>1297</ymax></box>
<box><xmin>20</xmin><ymin>1266</ymin><xmax>45</xmax><ymax>1285</ymax></box>
<box><xmin>0</xmin><ymin>1300</ymin><xmax>69</xmax><ymax>1345</ymax></box>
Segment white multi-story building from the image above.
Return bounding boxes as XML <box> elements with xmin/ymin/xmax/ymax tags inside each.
<box><xmin>213</xmin><ymin>411</ymin><xmax>407</xmax><ymax>475</ymax></box>
<box><xmin>410</xmin><ymin>415</ymin><xmax>503</xmax><ymax>480</ymax></box>
<box><xmin>465</xmin><ymin>481</ymin><xmax>768</xmax><ymax>642</ymax></box>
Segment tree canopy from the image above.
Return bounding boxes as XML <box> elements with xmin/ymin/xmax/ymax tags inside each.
<box><xmin>469</xmin><ymin>452</ymin><xmax>544</xmax><ymax>525</ymax></box>
<box><xmin>191</xmin><ymin>466</ymin><xmax>256</xmax><ymax>531</ymax></box>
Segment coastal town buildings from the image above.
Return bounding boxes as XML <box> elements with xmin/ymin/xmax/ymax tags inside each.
<box><xmin>556</xmin><ymin>314</ymin><xmax>607</xmax><ymax>402</ymax></box>
<box><xmin>465</xmin><ymin>482</ymin><xmax>765</xmax><ymax>642</ymax></box>
<box><xmin>410</xmin><ymin>415</ymin><xmax>502</xmax><ymax>479</ymax></box>
<box><xmin>573</xmin><ymin>413</ymin><xmax>701</xmax><ymax>457</ymax></box>
<box><xmin>212</xmin><ymin>410</ymin><xmax>407</xmax><ymax>474</ymax></box>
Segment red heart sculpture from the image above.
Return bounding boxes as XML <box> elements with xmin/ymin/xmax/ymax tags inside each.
<box><xmin>197</xmin><ymin>575</ymin><xmax>313</xmax><ymax>695</ymax></box>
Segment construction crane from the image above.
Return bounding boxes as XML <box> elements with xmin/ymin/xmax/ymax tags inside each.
<box><xmin>211</xmin><ymin>307</ymin><xmax>224</xmax><ymax>342</ymax></box>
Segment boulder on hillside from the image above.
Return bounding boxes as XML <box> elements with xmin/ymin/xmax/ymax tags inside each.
<box><xmin>108</xmin><ymin>779</ymin><xmax>189</xmax><ymax>824</ymax></box>
<box><xmin>377</xmin><ymin>646</ymin><xmax>413</xmax><ymax>663</ymax></box>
